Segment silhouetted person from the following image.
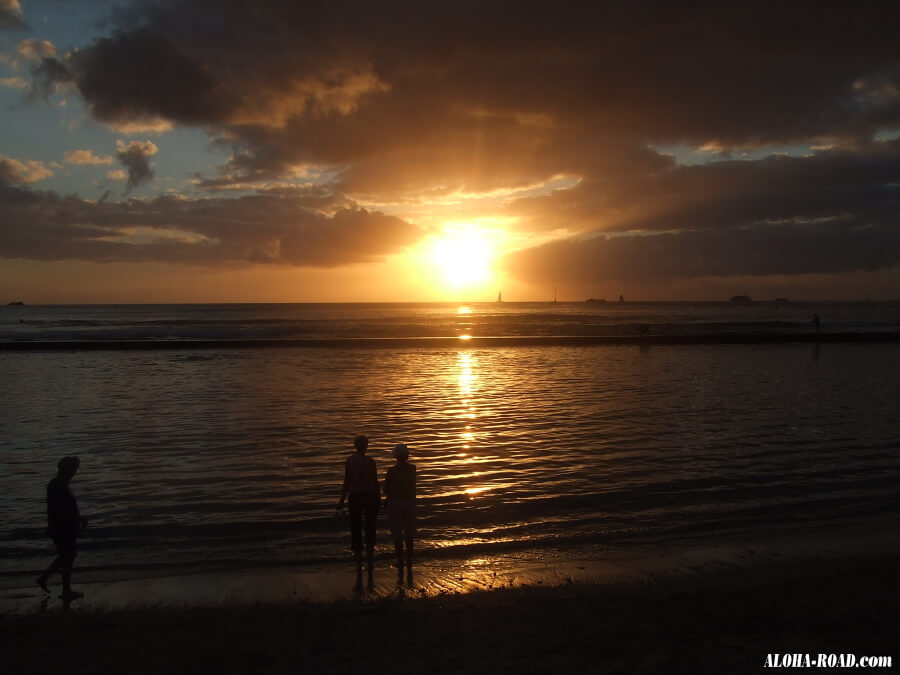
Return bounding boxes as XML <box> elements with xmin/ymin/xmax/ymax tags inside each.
<box><xmin>36</xmin><ymin>456</ymin><xmax>88</xmax><ymax>601</ymax></box>
<box><xmin>337</xmin><ymin>435</ymin><xmax>380</xmax><ymax>589</ymax></box>
<box><xmin>384</xmin><ymin>443</ymin><xmax>416</xmax><ymax>584</ymax></box>
<box><xmin>813</xmin><ymin>313</ymin><xmax>820</xmax><ymax>335</ymax></box>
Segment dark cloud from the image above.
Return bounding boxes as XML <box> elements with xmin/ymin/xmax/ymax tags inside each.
<box><xmin>28</xmin><ymin>57</ymin><xmax>74</xmax><ymax>100</ymax></box>
<box><xmin>0</xmin><ymin>0</ymin><xmax>25</xmax><ymax>29</ymax></box>
<box><xmin>15</xmin><ymin>0</ymin><xmax>900</xmax><ymax>288</ymax></box>
<box><xmin>115</xmin><ymin>139</ymin><xmax>158</xmax><ymax>191</ymax></box>
<box><xmin>34</xmin><ymin>1</ymin><xmax>900</xmax><ymax>192</ymax></box>
<box><xmin>70</xmin><ymin>27</ymin><xmax>236</xmax><ymax>125</ymax></box>
<box><xmin>505</xmin><ymin>224</ymin><xmax>900</xmax><ymax>284</ymax></box>
<box><xmin>509</xmin><ymin>141</ymin><xmax>900</xmax><ymax>233</ymax></box>
<box><xmin>506</xmin><ymin>141</ymin><xmax>900</xmax><ymax>283</ymax></box>
<box><xmin>0</xmin><ymin>183</ymin><xmax>423</xmax><ymax>266</ymax></box>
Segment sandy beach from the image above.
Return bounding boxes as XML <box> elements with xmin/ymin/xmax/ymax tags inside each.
<box><xmin>4</xmin><ymin>522</ymin><xmax>897</xmax><ymax>675</ymax></box>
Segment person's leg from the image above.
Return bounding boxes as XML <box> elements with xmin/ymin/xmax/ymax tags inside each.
<box><xmin>363</xmin><ymin>495</ymin><xmax>378</xmax><ymax>586</ymax></box>
<box><xmin>348</xmin><ymin>494</ymin><xmax>363</xmax><ymax>554</ymax></box>
<box><xmin>405</xmin><ymin>536</ymin><xmax>413</xmax><ymax>584</ymax></box>
<box><xmin>348</xmin><ymin>495</ymin><xmax>364</xmax><ymax>587</ymax></box>
<box><xmin>36</xmin><ymin>556</ymin><xmax>61</xmax><ymax>592</ymax></box>
<box><xmin>405</xmin><ymin>504</ymin><xmax>416</xmax><ymax>582</ymax></box>
<box><xmin>393</xmin><ymin>538</ymin><xmax>404</xmax><ymax>573</ymax></box>
<box><xmin>389</xmin><ymin>507</ymin><xmax>404</xmax><ymax>572</ymax></box>
<box><xmin>403</xmin><ymin>513</ymin><xmax>413</xmax><ymax>573</ymax></box>
<box><xmin>59</xmin><ymin>545</ymin><xmax>81</xmax><ymax>599</ymax></box>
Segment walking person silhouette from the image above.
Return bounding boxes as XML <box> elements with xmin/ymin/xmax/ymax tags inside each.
<box><xmin>337</xmin><ymin>435</ymin><xmax>380</xmax><ymax>590</ymax></box>
<box><xmin>36</xmin><ymin>456</ymin><xmax>88</xmax><ymax>602</ymax></box>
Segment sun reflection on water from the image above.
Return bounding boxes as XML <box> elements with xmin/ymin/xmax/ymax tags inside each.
<box><xmin>456</xmin><ymin>351</ymin><xmax>491</xmax><ymax>499</ymax></box>
<box><xmin>458</xmin><ymin>352</ymin><xmax>476</xmax><ymax>395</ymax></box>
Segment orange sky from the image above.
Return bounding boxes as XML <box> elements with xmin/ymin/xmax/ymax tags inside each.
<box><xmin>1</xmin><ymin>1</ymin><xmax>899</xmax><ymax>302</ymax></box>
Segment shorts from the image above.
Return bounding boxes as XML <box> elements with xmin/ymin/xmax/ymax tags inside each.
<box><xmin>388</xmin><ymin>499</ymin><xmax>416</xmax><ymax>540</ymax></box>
<box><xmin>52</xmin><ymin>534</ymin><xmax>77</xmax><ymax>567</ymax></box>
<box><xmin>348</xmin><ymin>492</ymin><xmax>379</xmax><ymax>554</ymax></box>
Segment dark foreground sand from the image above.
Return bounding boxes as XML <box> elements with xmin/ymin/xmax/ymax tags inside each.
<box><xmin>4</xmin><ymin>549</ymin><xmax>897</xmax><ymax>675</ymax></box>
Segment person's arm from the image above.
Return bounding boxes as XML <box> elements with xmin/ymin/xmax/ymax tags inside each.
<box><xmin>337</xmin><ymin>458</ymin><xmax>350</xmax><ymax>509</ymax></box>
<box><xmin>383</xmin><ymin>468</ymin><xmax>392</xmax><ymax>504</ymax></box>
<box><xmin>73</xmin><ymin>494</ymin><xmax>88</xmax><ymax>529</ymax></box>
<box><xmin>372</xmin><ymin>461</ymin><xmax>381</xmax><ymax>499</ymax></box>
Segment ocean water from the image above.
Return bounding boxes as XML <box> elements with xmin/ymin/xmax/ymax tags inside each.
<box><xmin>1</xmin><ymin>303</ymin><xmax>899</xmax><ymax>585</ymax></box>
<box><xmin>2</xmin><ymin>300</ymin><xmax>899</xmax><ymax>341</ymax></box>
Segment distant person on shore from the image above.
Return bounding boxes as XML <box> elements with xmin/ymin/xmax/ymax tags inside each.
<box><xmin>813</xmin><ymin>313</ymin><xmax>820</xmax><ymax>335</ymax></box>
<box><xmin>337</xmin><ymin>435</ymin><xmax>380</xmax><ymax>589</ymax></box>
<box><xmin>36</xmin><ymin>456</ymin><xmax>88</xmax><ymax>601</ymax></box>
<box><xmin>384</xmin><ymin>443</ymin><xmax>416</xmax><ymax>583</ymax></box>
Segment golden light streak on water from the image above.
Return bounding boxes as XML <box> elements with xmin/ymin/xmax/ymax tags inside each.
<box><xmin>453</xmin><ymin>351</ymin><xmax>494</xmax><ymax>500</ymax></box>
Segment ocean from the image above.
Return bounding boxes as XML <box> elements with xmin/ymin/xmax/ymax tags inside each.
<box><xmin>1</xmin><ymin>302</ymin><xmax>899</xmax><ymax>588</ymax></box>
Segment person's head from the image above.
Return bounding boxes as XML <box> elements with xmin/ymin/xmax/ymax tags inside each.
<box><xmin>57</xmin><ymin>456</ymin><xmax>80</xmax><ymax>480</ymax></box>
<box><xmin>392</xmin><ymin>443</ymin><xmax>409</xmax><ymax>462</ymax></box>
<box><xmin>354</xmin><ymin>435</ymin><xmax>369</xmax><ymax>453</ymax></box>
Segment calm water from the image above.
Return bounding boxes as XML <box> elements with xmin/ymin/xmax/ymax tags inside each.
<box><xmin>2</xmin><ymin>300</ymin><xmax>899</xmax><ymax>340</ymax></box>
<box><xmin>1</xmin><ymin>304</ymin><xmax>899</xmax><ymax>584</ymax></box>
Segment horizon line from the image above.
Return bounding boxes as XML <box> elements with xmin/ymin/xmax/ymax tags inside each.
<box><xmin>3</xmin><ymin>298</ymin><xmax>899</xmax><ymax>306</ymax></box>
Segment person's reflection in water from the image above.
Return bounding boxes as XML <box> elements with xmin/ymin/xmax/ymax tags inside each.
<box><xmin>337</xmin><ymin>435</ymin><xmax>381</xmax><ymax>591</ymax></box>
<box><xmin>36</xmin><ymin>456</ymin><xmax>88</xmax><ymax>603</ymax></box>
<box><xmin>384</xmin><ymin>443</ymin><xmax>416</xmax><ymax>586</ymax></box>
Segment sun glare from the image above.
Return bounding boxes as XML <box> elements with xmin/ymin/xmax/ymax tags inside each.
<box><xmin>429</xmin><ymin>228</ymin><xmax>493</xmax><ymax>288</ymax></box>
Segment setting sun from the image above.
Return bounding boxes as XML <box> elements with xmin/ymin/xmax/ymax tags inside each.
<box><xmin>429</xmin><ymin>228</ymin><xmax>494</xmax><ymax>288</ymax></box>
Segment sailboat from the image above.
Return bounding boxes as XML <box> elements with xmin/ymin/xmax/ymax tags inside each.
<box><xmin>497</xmin><ymin>292</ymin><xmax>502</xmax><ymax>303</ymax></box>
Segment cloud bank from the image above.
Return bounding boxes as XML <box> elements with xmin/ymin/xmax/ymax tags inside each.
<box><xmin>4</xmin><ymin>1</ymin><xmax>900</xmax><ymax>292</ymax></box>
<box><xmin>0</xmin><ymin>182</ymin><xmax>423</xmax><ymax>267</ymax></box>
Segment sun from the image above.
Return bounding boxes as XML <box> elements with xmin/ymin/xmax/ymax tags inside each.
<box><xmin>429</xmin><ymin>227</ymin><xmax>493</xmax><ymax>288</ymax></box>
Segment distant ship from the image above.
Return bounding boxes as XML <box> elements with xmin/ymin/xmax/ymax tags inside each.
<box><xmin>774</xmin><ymin>298</ymin><xmax>789</xmax><ymax>304</ymax></box>
<box><xmin>7</xmin><ymin>301</ymin><xmax>24</xmax><ymax>306</ymax></box>
<box><xmin>730</xmin><ymin>295</ymin><xmax>752</xmax><ymax>304</ymax></box>
<box><xmin>585</xmin><ymin>298</ymin><xmax>606</xmax><ymax>303</ymax></box>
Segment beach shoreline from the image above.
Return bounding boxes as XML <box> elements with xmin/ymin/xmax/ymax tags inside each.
<box><xmin>3</xmin><ymin>540</ymin><xmax>897</xmax><ymax>674</ymax></box>
<box><xmin>4</xmin><ymin>512</ymin><xmax>897</xmax><ymax>612</ymax></box>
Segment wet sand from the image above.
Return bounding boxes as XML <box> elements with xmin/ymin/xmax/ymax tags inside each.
<box><xmin>3</xmin><ymin>528</ymin><xmax>898</xmax><ymax>674</ymax></box>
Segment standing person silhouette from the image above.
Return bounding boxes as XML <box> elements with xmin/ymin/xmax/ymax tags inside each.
<box><xmin>384</xmin><ymin>443</ymin><xmax>416</xmax><ymax>584</ymax></box>
<box><xmin>337</xmin><ymin>435</ymin><xmax>380</xmax><ymax>589</ymax></box>
<box><xmin>36</xmin><ymin>456</ymin><xmax>88</xmax><ymax>601</ymax></box>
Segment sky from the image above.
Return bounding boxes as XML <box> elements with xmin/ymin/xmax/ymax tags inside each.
<box><xmin>1</xmin><ymin>0</ymin><xmax>899</xmax><ymax>303</ymax></box>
